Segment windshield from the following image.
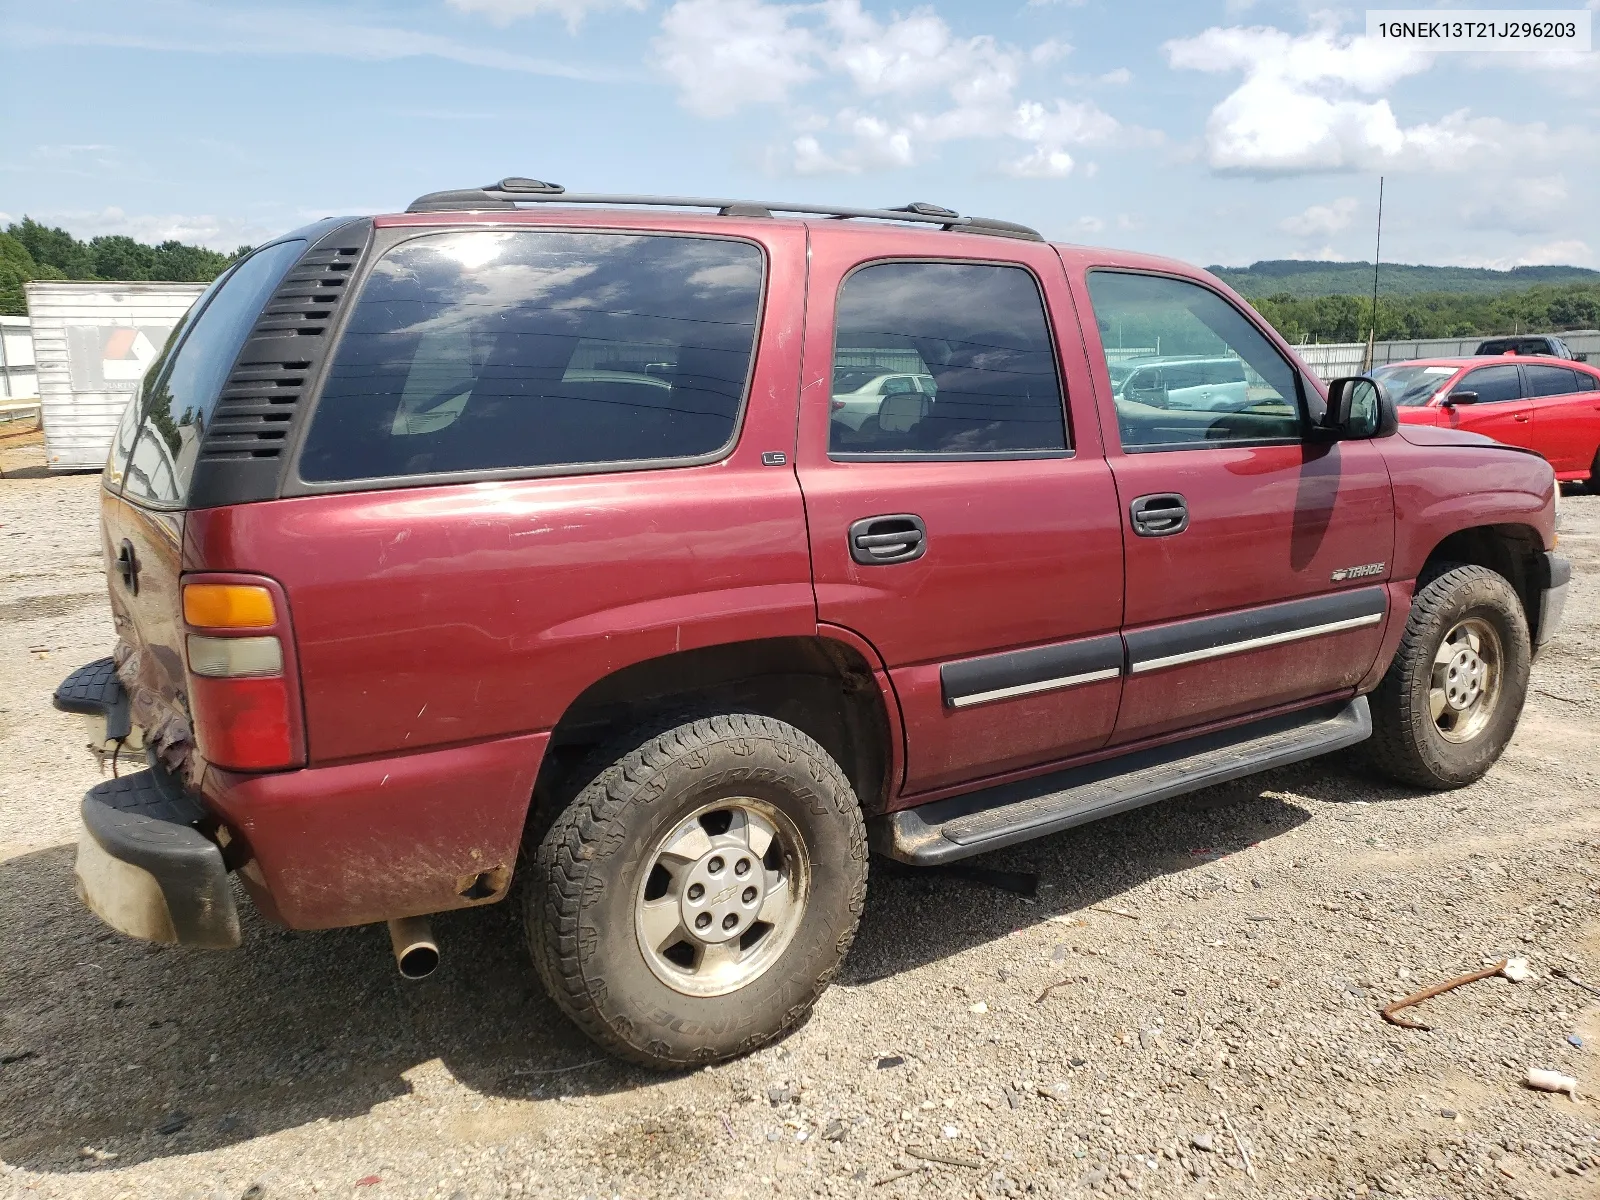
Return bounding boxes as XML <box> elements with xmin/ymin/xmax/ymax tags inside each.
<box><xmin>1372</xmin><ymin>363</ymin><xmax>1459</xmax><ymax>406</ymax></box>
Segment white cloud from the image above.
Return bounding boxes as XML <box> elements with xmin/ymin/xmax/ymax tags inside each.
<box><xmin>1462</xmin><ymin>175</ymin><xmax>1570</xmax><ymax>235</ymax></box>
<box><xmin>1465</xmin><ymin>240</ymin><xmax>1595</xmax><ymax>269</ymax></box>
<box><xmin>1280</xmin><ymin>196</ymin><xmax>1358</xmax><ymax>238</ymax></box>
<box><xmin>655</xmin><ymin>0</ymin><xmax>818</xmax><ymax>117</ymax></box>
<box><xmin>657</xmin><ymin>0</ymin><xmax>1138</xmax><ymax>175</ymax></box>
<box><xmin>9</xmin><ymin>2</ymin><xmax>620</xmax><ymax>82</ymax></box>
<box><xmin>1164</xmin><ymin>23</ymin><xmax>1582</xmax><ymax>174</ymax></box>
<box><xmin>446</xmin><ymin>0</ymin><xmax>645</xmax><ymax>30</ymax></box>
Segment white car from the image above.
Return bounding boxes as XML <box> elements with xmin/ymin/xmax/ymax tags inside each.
<box><xmin>830</xmin><ymin>371</ymin><xmax>937</xmax><ymax>430</ymax></box>
<box><xmin>1109</xmin><ymin>356</ymin><xmax>1249</xmax><ymax>412</ymax></box>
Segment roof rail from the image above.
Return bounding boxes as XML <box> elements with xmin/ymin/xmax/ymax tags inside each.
<box><xmin>405</xmin><ymin>179</ymin><xmax>1044</xmax><ymax>242</ymax></box>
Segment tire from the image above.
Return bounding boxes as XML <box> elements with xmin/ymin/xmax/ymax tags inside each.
<box><xmin>1588</xmin><ymin>447</ymin><xmax>1600</xmax><ymax>493</ymax></box>
<box><xmin>1365</xmin><ymin>563</ymin><xmax>1531</xmax><ymax>789</ymax></box>
<box><xmin>525</xmin><ymin>712</ymin><xmax>869</xmax><ymax>1070</ymax></box>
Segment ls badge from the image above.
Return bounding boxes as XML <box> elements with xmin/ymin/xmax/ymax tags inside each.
<box><xmin>1331</xmin><ymin>562</ymin><xmax>1385</xmax><ymax>582</ymax></box>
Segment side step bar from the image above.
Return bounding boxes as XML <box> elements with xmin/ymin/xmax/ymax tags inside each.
<box><xmin>873</xmin><ymin>697</ymin><xmax>1370</xmax><ymax>865</ymax></box>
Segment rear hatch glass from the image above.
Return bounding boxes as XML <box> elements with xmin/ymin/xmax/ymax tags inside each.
<box><xmin>116</xmin><ymin>239</ymin><xmax>307</xmax><ymax>507</ymax></box>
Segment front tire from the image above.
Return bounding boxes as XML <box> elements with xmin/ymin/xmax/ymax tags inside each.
<box><xmin>1366</xmin><ymin>564</ymin><xmax>1531</xmax><ymax>789</ymax></box>
<box><xmin>525</xmin><ymin>712</ymin><xmax>868</xmax><ymax>1070</ymax></box>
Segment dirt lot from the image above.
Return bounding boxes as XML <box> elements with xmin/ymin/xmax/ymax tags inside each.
<box><xmin>1</xmin><ymin>433</ymin><xmax>1597</xmax><ymax>1200</ymax></box>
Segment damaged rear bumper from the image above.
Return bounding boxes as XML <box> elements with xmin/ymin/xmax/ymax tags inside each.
<box><xmin>56</xmin><ymin>658</ymin><xmax>239</xmax><ymax>949</ymax></box>
<box><xmin>76</xmin><ymin>770</ymin><xmax>241</xmax><ymax>949</ymax></box>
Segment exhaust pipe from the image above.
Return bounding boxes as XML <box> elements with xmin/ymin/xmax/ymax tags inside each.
<box><xmin>387</xmin><ymin>915</ymin><xmax>439</xmax><ymax>980</ymax></box>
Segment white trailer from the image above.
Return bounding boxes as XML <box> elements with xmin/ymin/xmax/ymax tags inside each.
<box><xmin>0</xmin><ymin>316</ymin><xmax>38</xmax><ymax>428</ymax></box>
<box><xmin>24</xmin><ymin>280</ymin><xmax>208</xmax><ymax>471</ymax></box>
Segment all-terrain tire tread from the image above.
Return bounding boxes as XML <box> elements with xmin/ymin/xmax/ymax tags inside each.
<box><xmin>524</xmin><ymin>711</ymin><xmax>867</xmax><ymax>1070</ymax></box>
<box><xmin>1365</xmin><ymin>563</ymin><xmax>1528</xmax><ymax>789</ymax></box>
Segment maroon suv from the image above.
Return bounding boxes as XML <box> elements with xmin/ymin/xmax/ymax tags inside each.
<box><xmin>57</xmin><ymin>180</ymin><xmax>1569</xmax><ymax>1069</ymax></box>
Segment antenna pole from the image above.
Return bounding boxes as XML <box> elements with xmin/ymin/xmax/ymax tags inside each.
<box><xmin>1364</xmin><ymin>177</ymin><xmax>1384</xmax><ymax>371</ymax></box>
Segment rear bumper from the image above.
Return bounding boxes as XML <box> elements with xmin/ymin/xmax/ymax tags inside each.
<box><xmin>1536</xmin><ymin>552</ymin><xmax>1571</xmax><ymax>652</ymax></box>
<box><xmin>76</xmin><ymin>768</ymin><xmax>241</xmax><ymax>949</ymax></box>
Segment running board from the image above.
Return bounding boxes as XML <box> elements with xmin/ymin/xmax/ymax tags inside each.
<box><xmin>873</xmin><ymin>697</ymin><xmax>1370</xmax><ymax>865</ymax></box>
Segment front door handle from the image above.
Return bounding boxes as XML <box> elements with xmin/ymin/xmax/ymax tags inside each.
<box><xmin>849</xmin><ymin>514</ymin><xmax>927</xmax><ymax>565</ymax></box>
<box><xmin>1513</xmin><ymin>413</ymin><xmax>1531</xmax><ymax>423</ymax></box>
<box><xmin>1130</xmin><ymin>492</ymin><xmax>1188</xmax><ymax>537</ymax></box>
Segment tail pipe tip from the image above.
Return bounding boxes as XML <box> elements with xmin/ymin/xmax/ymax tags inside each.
<box><xmin>387</xmin><ymin>915</ymin><xmax>439</xmax><ymax>980</ymax></box>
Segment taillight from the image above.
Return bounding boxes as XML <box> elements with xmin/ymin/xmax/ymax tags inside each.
<box><xmin>181</xmin><ymin>576</ymin><xmax>305</xmax><ymax>771</ymax></box>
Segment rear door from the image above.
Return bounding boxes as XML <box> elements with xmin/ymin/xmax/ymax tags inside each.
<box><xmin>1523</xmin><ymin>362</ymin><xmax>1595</xmax><ymax>475</ymax></box>
<box><xmin>1443</xmin><ymin>364</ymin><xmax>1536</xmax><ymax>449</ymax></box>
<box><xmin>1071</xmin><ymin>266</ymin><xmax>1395</xmax><ymax>744</ymax></box>
<box><xmin>795</xmin><ymin>226</ymin><xmax>1124</xmax><ymax>797</ymax></box>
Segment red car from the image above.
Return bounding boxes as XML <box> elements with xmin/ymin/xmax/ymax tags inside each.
<box><xmin>56</xmin><ymin>181</ymin><xmax>1567</xmax><ymax>1069</ymax></box>
<box><xmin>1378</xmin><ymin>356</ymin><xmax>1600</xmax><ymax>486</ymax></box>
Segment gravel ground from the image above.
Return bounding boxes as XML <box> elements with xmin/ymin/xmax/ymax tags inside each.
<box><xmin>1</xmin><ymin>433</ymin><xmax>1597</xmax><ymax>1200</ymax></box>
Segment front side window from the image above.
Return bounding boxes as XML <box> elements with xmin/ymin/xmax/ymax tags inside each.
<box><xmin>1458</xmin><ymin>365</ymin><xmax>1523</xmax><ymax>404</ymax></box>
<box><xmin>298</xmin><ymin>231</ymin><xmax>764</xmax><ymax>483</ymax></box>
<box><xmin>828</xmin><ymin>261</ymin><xmax>1067</xmax><ymax>457</ymax></box>
<box><xmin>121</xmin><ymin>239</ymin><xmax>306</xmax><ymax>506</ymax></box>
<box><xmin>1086</xmin><ymin>271</ymin><xmax>1303</xmax><ymax>451</ymax></box>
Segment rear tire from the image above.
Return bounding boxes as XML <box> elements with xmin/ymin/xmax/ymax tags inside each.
<box><xmin>1588</xmin><ymin>447</ymin><xmax>1600</xmax><ymax>492</ymax></box>
<box><xmin>525</xmin><ymin>712</ymin><xmax>868</xmax><ymax>1070</ymax></box>
<box><xmin>1365</xmin><ymin>564</ymin><xmax>1531</xmax><ymax>789</ymax></box>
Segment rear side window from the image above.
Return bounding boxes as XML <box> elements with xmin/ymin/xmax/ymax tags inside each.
<box><xmin>1459</xmin><ymin>365</ymin><xmax>1523</xmax><ymax>404</ymax></box>
<box><xmin>120</xmin><ymin>240</ymin><xmax>306</xmax><ymax>506</ymax></box>
<box><xmin>827</xmin><ymin>261</ymin><xmax>1067</xmax><ymax>457</ymax></box>
<box><xmin>1525</xmin><ymin>364</ymin><xmax>1580</xmax><ymax>397</ymax></box>
<box><xmin>298</xmin><ymin>231</ymin><xmax>764</xmax><ymax>483</ymax></box>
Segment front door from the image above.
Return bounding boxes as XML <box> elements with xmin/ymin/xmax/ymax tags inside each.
<box><xmin>796</xmin><ymin>227</ymin><xmax>1124</xmax><ymax>797</ymax></box>
<box><xmin>1443</xmin><ymin>363</ymin><xmax>1536</xmax><ymax>449</ymax></box>
<box><xmin>1073</xmin><ymin>267</ymin><xmax>1396</xmax><ymax>744</ymax></box>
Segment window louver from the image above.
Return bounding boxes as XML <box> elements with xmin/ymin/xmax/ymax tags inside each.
<box><xmin>199</xmin><ymin>245</ymin><xmax>362</xmax><ymax>464</ymax></box>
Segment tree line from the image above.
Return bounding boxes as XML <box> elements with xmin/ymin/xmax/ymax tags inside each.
<box><xmin>0</xmin><ymin>218</ymin><xmax>248</xmax><ymax>316</ymax></box>
<box><xmin>1252</xmin><ymin>284</ymin><xmax>1600</xmax><ymax>344</ymax></box>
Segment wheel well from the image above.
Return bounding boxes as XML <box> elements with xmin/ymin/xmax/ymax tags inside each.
<box><xmin>1421</xmin><ymin>523</ymin><xmax>1548</xmax><ymax>640</ymax></box>
<box><xmin>530</xmin><ymin>637</ymin><xmax>894</xmax><ymax>833</ymax></box>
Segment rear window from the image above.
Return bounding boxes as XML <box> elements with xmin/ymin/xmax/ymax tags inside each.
<box><xmin>297</xmin><ymin>230</ymin><xmax>765</xmax><ymax>484</ymax></box>
<box><xmin>120</xmin><ymin>239</ymin><xmax>306</xmax><ymax>506</ymax></box>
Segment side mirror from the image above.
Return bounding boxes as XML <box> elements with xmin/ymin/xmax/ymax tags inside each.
<box><xmin>1318</xmin><ymin>376</ymin><xmax>1397</xmax><ymax>440</ymax></box>
<box><xmin>1442</xmin><ymin>390</ymin><xmax>1477</xmax><ymax>408</ymax></box>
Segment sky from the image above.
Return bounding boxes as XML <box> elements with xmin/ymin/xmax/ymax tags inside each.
<box><xmin>1</xmin><ymin>0</ymin><xmax>1597</xmax><ymax>269</ymax></box>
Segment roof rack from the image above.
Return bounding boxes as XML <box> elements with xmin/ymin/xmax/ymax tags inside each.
<box><xmin>405</xmin><ymin>178</ymin><xmax>1044</xmax><ymax>242</ymax></box>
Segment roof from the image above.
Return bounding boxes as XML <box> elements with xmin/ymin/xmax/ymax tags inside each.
<box><xmin>403</xmin><ymin>177</ymin><xmax>1045</xmax><ymax>242</ymax></box>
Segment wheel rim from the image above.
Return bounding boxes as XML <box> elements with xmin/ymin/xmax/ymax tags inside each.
<box><xmin>1429</xmin><ymin>616</ymin><xmax>1503</xmax><ymax>744</ymax></box>
<box><xmin>634</xmin><ymin>798</ymin><xmax>810</xmax><ymax>998</ymax></box>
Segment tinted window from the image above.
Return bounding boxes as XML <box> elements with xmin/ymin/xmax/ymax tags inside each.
<box><xmin>121</xmin><ymin>240</ymin><xmax>306</xmax><ymax>506</ymax></box>
<box><xmin>299</xmin><ymin>231</ymin><xmax>762</xmax><ymax>483</ymax></box>
<box><xmin>828</xmin><ymin>262</ymin><xmax>1066</xmax><ymax>457</ymax></box>
<box><xmin>1526</xmin><ymin>365</ymin><xmax>1580</xmax><ymax>397</ymax></box>
<box><xmin>1372</xmin><ymin>363</ymin><xmax>1460</xmax><ymax>406</ymax></box>
<box><xmin>1087</xmin><ymin>272</ymin><xmax>1302</xmax><ymax>450</ymax></box>
<box><xmin>1459</xmin><ymin>365</ymin><xmax>1523</xmax><ymax>404</ymax></box>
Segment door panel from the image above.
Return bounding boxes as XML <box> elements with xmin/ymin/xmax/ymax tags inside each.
<box><xmin>1070</xmin><ymin>265</ymin><xmax>1396</xmax><ymax>744</ymax></box>
<box><xmin>1523</xmin><ymin>363</ymin><xmax>1595</xmax><ymax>473</ymax></box>
<box><xmin>1107</xmin><ymin>443</ymin><xmax>1394</xmax><ymax>741</ymax></box>
<box><xmin>1443</xmin><ymin>364</ymin><xmax>1535</xmax><ymax>449</ymax></box>
<box><xmin>796</xmin><ymin>227</ymin><xmax>1124</xmax><ymax>797</ymax></box>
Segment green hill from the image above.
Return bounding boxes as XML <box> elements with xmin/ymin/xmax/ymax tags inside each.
<box><xmin>1209</xmin><ymin>259</ymin><xmax>1600</xmax><ymax>300</ymax></box>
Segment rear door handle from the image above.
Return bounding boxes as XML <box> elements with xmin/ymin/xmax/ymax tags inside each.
<box><xmin>849</xmin><ymin>514</ymin><xmax>927</xmax><ymax>565</ymax></box>
<box><xmin>1129</xmin><ymin>492</ymin><xmax>1188</xmax><ymax>537</ymax></box>
<box><xmin>1514</xmin><ymin>413</ymin><xmax>1531</xmax><ymax>423</ymax></box>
